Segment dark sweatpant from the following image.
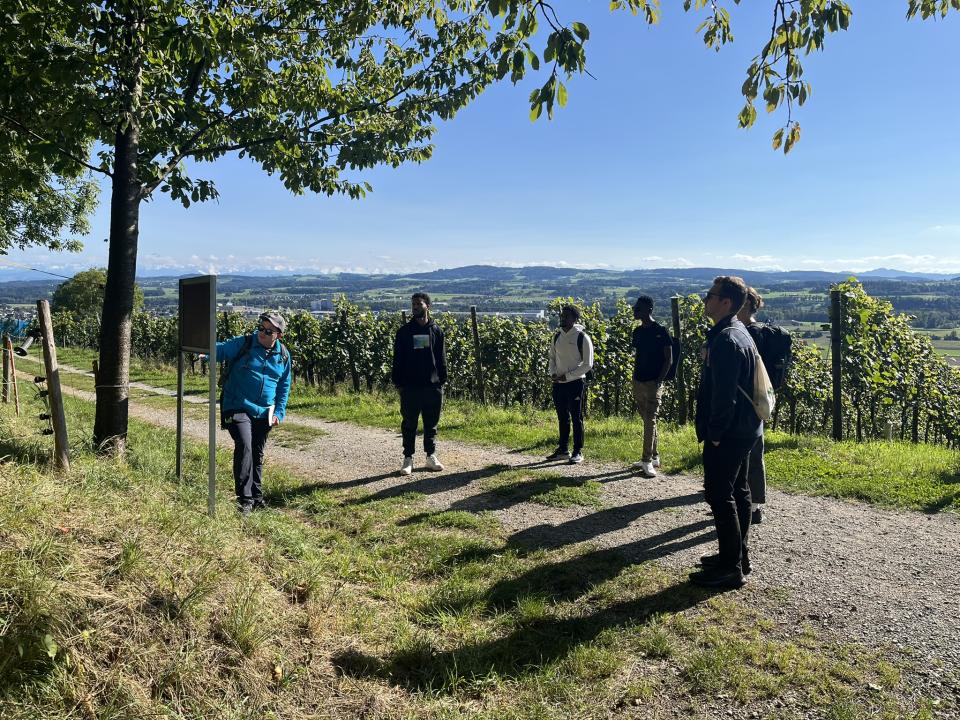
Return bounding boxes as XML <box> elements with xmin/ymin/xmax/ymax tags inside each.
<box><xmin>399</xmin><ymin>385</ymin><xmax>443</xmax><ymax>457</ymax></box>
<box><xmin>552</xmin><ymin>378</ymin><xmax>586</xmax><ymax>453</ymax></box>
<box><xmin>702</xmin><ymin>437</ymin><xmax>757</xmax><ymax>573</ymax></box>
<box><xmin>225</xmin><ymin>412</ymin><xmax>272</xmax><ymax>508</ymax></box>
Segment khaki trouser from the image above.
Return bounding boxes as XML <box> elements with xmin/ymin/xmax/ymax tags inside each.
<box><xmin>632</xmin><ymin>380</ymin><xmax>663</xmax><ymax>462</ymax></box>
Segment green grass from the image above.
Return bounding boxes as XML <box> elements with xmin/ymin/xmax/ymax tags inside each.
<box><xmin>0</xmin><ymin>393</ymin><xmax>945</xmax><ymax>719</ymax></box>
<box><xmin>22</xmin><ymin>347</ymin><xmax>960</xmax><ymax>513</ymax></box>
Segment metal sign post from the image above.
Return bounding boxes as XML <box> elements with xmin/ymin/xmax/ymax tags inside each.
<box><xmin>178</xmin><ymin>275</ymin><xmax>218</xmax><ymax>517</ymax></box>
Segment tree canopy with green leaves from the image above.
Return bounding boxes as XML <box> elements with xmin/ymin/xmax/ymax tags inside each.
<box><xmin>1</xmin><ymin>0</ymin><xmax>955</xmax><ymax>453</ymax></box>
<box><xmin>51</xmin><ymin>268</ymin><xmax>143</xmax><ymax>318</ymax></box>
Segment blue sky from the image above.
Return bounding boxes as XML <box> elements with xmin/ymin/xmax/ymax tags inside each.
<box><xmin>4</xmin><ymin>1</ymin><xmax>960</xmax><ymax>279</ymax></box>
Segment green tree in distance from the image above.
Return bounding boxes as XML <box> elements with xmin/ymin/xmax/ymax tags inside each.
<box><xmin>2</xmin><ymin>0</ymin><xmax>955</xmax><ymax>454</ymax></box>
<box><xmin>51</xmin><ymin>268</ymin><xmax>144</xmax><ymax>318</ymax></box>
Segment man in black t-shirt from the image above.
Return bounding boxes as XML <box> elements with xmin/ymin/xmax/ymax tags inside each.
<box><xmin>630</xmin><ymin>295</ymin><xmax>673</xmax><ymax>478</ymax></box>
<box><xmin>391</xmin><ymin>292</ymin><xmax>447</xmax><ymax>476</ymax></box>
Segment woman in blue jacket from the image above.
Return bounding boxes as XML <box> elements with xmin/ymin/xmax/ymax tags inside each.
<box><xmin>218</xmin><ymin>312</ymin><xmax>291</xmax><ymax>514</ymax></box>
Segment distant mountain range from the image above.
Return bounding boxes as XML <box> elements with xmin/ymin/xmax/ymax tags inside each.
<box><xmin>2</xmin><ymin>264</ymin><xmax>959</xmax><ymax>286</ymax></box>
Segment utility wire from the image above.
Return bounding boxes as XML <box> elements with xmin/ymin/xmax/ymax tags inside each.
<box><xmin>0</xmin><ymin>257</ymin><xmax>74</xmax><ymax>280</ymax></box>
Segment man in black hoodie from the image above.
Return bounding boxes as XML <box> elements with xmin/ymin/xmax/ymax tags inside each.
<box><xmin>692</xmin><ymin>275</ymin><xmax>762</xmax><ymax>589</ymax></box>
<box><xmin>392</xmin><ymin>292</ymin><xmax>447</xmax><ymax>476</ymax></box>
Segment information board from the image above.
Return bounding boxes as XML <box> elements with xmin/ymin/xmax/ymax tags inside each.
<box><xmin>179</xmin><ymin>275</ymin><xmax>216</xmax><ymax>352</ymax></box>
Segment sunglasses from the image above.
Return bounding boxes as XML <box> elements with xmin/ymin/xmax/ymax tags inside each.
<box><xmin>257</xmin><ymin>325</ymin><xmax>278</xmax><ymax>336</ymax></box>
<box><xmin>703</xmin><ymin>291</ymin><xmax>723</xmax><ymax>302</ymax></box>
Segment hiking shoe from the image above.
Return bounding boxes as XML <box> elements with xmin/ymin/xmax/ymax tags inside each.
<box><xmin>652</xmin><ymin>455</ymin><xmax>661</xmax><ymax>468</ymax></box>
<box><xmin>690</xmin><ymin>567</ymin><xmax>746</xmax><ymax>590</ymax></box>
<box><xmin>425</xmin><ymin>454</ymin><xmax>444</xmax><ymax>471</ymax></box>
<box><xmin>399</xmin><ymin>456</ymin><xmax>414</xmax><ymax>476</ymax></box>
<box><xmin>252</xmin><ymin>499</ymin><xmax>268</xmax><ymax>512</ymax></box>
<box><xmin>237</xmin><ymin>503</ymin><xmax>253</xmax><ymax>517</ymax></box>
<box><xmin>546</xmin><ymin>447</ymin><xmax>570</xmax><ymax>461</ymax></box>
<box><xmin>569</xmin><ymin>451</ymin><xmax>584</xmax><ymax>464</ymax></box>
<box><xmin>751</xmin><ymin>507</ymin><xmax>764</xmax><ymax>525</ymax></box>
<box><xmin>700</xmin><ymin>553</ymin><xmax>752</xmax><ymax>576</ymax></box>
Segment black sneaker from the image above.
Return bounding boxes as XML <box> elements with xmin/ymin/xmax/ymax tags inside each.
<box><xmin>237</xmin><ymin>503</ymin><xmax>253</xmax><ymax>517</ymax></box>
<box><xmin>751</xmin><ymin>507</ymin><xmax>763</xmax><ymax>525</ymax></box>
<box><xmin>546</xmin><ymin>447</ymin><xmax>570</xmax><ymax>460</ymax></box>
<box><xmin>690</xmin><ymin>567</ymin><xmax>746</xmax><ymax>589</ymax></box>
<box><xmin>700</xmin><ymin>553</ymin><xmax>751</xmax><ymax>576</ymax></box>
<box><xmin>252</xmin><ymin>499</ymin><xmax>268</xmax><ymax>512</ymax></box>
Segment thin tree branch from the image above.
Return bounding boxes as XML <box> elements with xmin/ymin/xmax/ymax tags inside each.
<box><xmin>0</xmin><ymin>112</ymin><xmax>113</xmax><ymax>178</ymax></box>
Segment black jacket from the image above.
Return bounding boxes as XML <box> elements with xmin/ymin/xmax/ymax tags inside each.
<box><xmin>391</xmin><ymin>319</ymin><xmax>447</xmax><ymax>387</ymax></box>
<box><xmin>695</xmin><ymin>315</ymin><xmax>762</xmax><ymax>444</ymax></box>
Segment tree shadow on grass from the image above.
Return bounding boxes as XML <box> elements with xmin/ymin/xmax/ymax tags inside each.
<box><xmin>332</xmin><ymin>576</ymin><xmax>713</xmax><ymax>693</ymax></box>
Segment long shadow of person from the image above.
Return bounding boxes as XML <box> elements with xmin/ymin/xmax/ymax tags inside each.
<box><xmin>332</xmin><ymin>576</ymin><xmax>712</xmax><ymax>692</ymax></box>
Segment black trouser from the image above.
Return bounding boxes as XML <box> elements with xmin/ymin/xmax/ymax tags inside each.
<box><xmin>702</xmin><ymin>437</ymin><xmax>757</xmax><ymax>572</ymax></box>
<box><xmin>225</xmin><ymin>412</ymin><xmax>272</xmax><ymax>508</ymax></box>
<box><xmin>747</xmin><ymin>431</ymin><xmax>766</xmax><ymax>504</ymax></box>
<box><xmin>399</xmin><ymin>385</ymin><xmax>443</xmax><ymax>456</ymax></box>
<box><xmin>552</xmin><ymin>379</ymin><xmax>585</xmax><ymax>453</ymax></box>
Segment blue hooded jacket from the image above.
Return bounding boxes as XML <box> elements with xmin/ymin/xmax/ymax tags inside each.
<box><xmin>217</xmin><ymin>334</ymin><xmax>291</xmax><ymax>422</ymax></box>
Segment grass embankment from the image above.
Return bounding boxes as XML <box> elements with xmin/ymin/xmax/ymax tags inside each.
<box><xmin>0</xmin><ymin>395</ymin><xmax>943</xmax><ymax>718</ymax></box>
<box><xmin>36</xmin><ymin>346</ymin><xmax>960</xmax><ymax>513</ymax></box>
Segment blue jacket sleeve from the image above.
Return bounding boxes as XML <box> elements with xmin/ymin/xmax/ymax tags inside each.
<box><xmin>274</xmin><ymin>356</ymin><xmax>291</xmax><ymax>422</ymax></box>
<box><xmin>215</xmin><ymin>335</ymin><xmax>245</xmax><ymax>362</ymax></box>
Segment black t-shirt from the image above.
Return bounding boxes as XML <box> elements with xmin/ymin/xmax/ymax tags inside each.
<box><xmin>407</xmin><ymin>325</ymin><xmax>435</xmax><ymax>385</ymax></box>
<box><xmin>632</xmin><ymin>321</ymin><xmax>671</xmax><ymax>382</ymax></box>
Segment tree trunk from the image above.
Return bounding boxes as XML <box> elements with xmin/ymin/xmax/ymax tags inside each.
<box><xmin>93</xmin><ymin>11</ymin><xmax>143</xmax><ymax>455</ymax></box>
<box><xmin>93</xmin><ymin>123</ymin><xmax>141</xmax><ymax>454</ymax></box>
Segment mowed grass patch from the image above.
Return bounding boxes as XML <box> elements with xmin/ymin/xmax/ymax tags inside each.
<box><xmin>0</xmin><ymin>397</ymin><xmax>943</xmax><ymax>719</ymax></box>
<box><xmin>479</xmin><ymin>468</ymin><xmax>604</xmax><ymax>509</ymax></box>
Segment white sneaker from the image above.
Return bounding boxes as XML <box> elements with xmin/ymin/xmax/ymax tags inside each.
<box><xmin>630</xmin><ymin>459</ymin><xmax>646</xmax><ymax>469</ymax></box>
<box><xmin>638</xmin><ymin>461</ymin><xmax>656</xmax><ymax>478</ymax></box>
<box><xmin>424</xmin><ymin>454</ymin><xmax>444</xmax><ymax>471</ymax></box>
<box><xmin>652</xmin><ymin>455</ymin><xmax>661</xmax><ymax>468</ymax></box>
<box><xmin>569</xmin><ymin>452</ymin><xmax>584</xmax><ymax>464</ymax></box>
<box><xmin>399</xmin><ymin>456</ymin><xmax>413</xmax><ymax>476</ymax></box>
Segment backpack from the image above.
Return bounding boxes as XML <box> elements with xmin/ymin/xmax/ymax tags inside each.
<box><xmin>751</xmin><ymin>323</ymin><xmax>793</xmax><ymax>390</ymax></box>
<box><xmin>219</xmin><ymin>333</ymin><xmax>290</xmax><ymax>426</ymax></box>
<box><xmin>730</xmin><ymin>327</ymin><xmax>775</xmax><ymax>422</ymax></box>
<box><xmin>553</xmin><ymin>330</ymin><xmax>595</xmax><ymax>383</ymax></box>
<box><xmin>663</xmin><ymin>334</ymin><xmax>682</xmax><ymax>382</ymax></box>
<box><xmin>738</xmin><ymin>347</ymin><xmax>776</xmax><ymax>422</ymax></box>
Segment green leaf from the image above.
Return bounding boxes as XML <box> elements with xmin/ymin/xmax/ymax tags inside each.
<box><xmin>558</xmin><ymin>81</ymin><xmax>568</xmax><ymax>108</ymax></box>
<box><xmin>571</xmin><ymin>22</ymin><xmax>590</xmax><ymax>42</ymax></box>
<box><xmin>43</xmin><ymin>634</ymin><xmax>58</xmax><ymax>659</ymax></box>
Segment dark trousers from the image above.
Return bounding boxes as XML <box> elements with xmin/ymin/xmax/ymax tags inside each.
<box><xmin>225</xmin><ymin>412</ymin><xmax>272</xmax><ymax>507</ymax></box>
<box><xmin>702</xmin><ymin>437</ymin><xmax>757</xmax><ymax>572</ymax></box>
<box><xmin>747</xmin><ymin>432</ymin><xmax>766</xmax><ymax>504</ymax></box>
<box><xmin>552</xmin><ymin>379</ymin><xmax>585</xmax><ymax>453</ymax></box>
<box><xmin>399</xmin><ymin>385</ymin><xmax>443</xmax><ymax>456</ymax></box>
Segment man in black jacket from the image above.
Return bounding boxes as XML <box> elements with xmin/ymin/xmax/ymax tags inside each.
<box><xmin>692</xmin><ymin>276</ymin><xmax>762</xmax><ymax>589</ymax></box>
<box><xmin>392</xmin><ymin>292</ymin><xmax>447</xmax><ymax>476</ymax></box>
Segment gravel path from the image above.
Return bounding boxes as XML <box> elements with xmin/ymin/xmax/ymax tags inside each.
<box><xmin>21</xmin><ymin>360</ymin><xmax>960</xmax><ymax>708</ymax></box>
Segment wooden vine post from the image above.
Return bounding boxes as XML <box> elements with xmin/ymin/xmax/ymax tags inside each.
<box><xmin>4</xmin><ymin>335</ymin><xmax>20</xmax><ymax>415</ymax></box>
<box><xmin>470</xmin><ymin>306</ymin><xmax>486</xmax><ymax>403</ymax></box>
<box><xmin>830</xmin><ymin>289</ymin><xmax>844</xmax><ymax>442</ymax></box>
<box><xmin>670</xmin><ymin>296</ymin><xmax>687</xmax><ymax>425</ymax></box>
<box><xmin>37</xmin><ymin>300</ymin><xmax>70</xmax><ymax>472</ymax></box>
<box><xmin>1</xmin><ymin>332</ymin><xmax>8</xmax><ymax>404</ymax></box>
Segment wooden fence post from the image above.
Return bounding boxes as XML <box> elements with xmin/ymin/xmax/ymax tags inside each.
<box><xmin>470</xmin><ymin>306</ymin><xmax>486</xmax><ymax>403</ymax></box>
<box><xmin>341</xmin><ymin>309</ymin><xmax>360</xmax><ymax>392</ymax></box>
<box><xmin>830</xmin><ymin>289</ymin><xmax>843</xmax><ymax>441</ymax></box>
<box><xmin>670</xmin><ymin>296</ymin><xmax>687</xmax><ymax>425</ymax></box>
<box><xmin>2</xmin><ymin>332</ymin><xmax>8</xmax><ymax>404</ymax></box>
<box><xmin>6</xmin><ymin>336</ymin><xmax>20</xmax><ymax>416</ymax></box>
<box><xmin>912</xmin><ymin>376</ymin><xmax>921</xmax><ymax>444</ymax></box>
<box><xmin>37</xmin><ymin>300</ymin><xmax>70</xmax><ymax>472</ymax></box>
